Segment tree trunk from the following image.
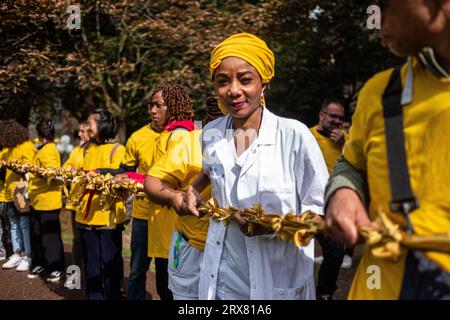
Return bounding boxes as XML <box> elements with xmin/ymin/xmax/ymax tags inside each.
<box><xmin>117</xmin><ymin>116</ymin><xmax>127</xmax><ymax>144</ymax></box>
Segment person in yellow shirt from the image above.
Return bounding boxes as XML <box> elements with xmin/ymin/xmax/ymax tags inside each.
<box><xmin>144</xmin><ymin>87</ymin><xmax>215</xmax><ymax>300</ymax></box>
<box><xmin>0</xmin><ymin>120</ymin><xmax>36</xmax><ymax>271</ymax></box>
<box><xmin>325</xmin><ymin>0</ymin><xmax>450</xmax><ymax>299</ymax></box>
<box><xmin>310</xmin><ymin>99</ymin><xmax>347</xmax><ymax>173</ymax></box>
<box><xmin>137</xmin><ymin>83</ymin><xmax>196</xmax><ymax>300</ymax></box>
<box><xmin>27</xmin><ymin>120</ymin><xmax>65</xmax><ymax>282</ymax></box>
<box><xmin>310</xmin><ymin>99</ymin><xmax>349</xmax><ymax>300</ymax></box>
<box><xmin>62</xmin><ymin>122</ymin><xmax>90</xmax><ymax>271</ymax></box>
<box><xmin>64</xmin><ymin>122</ymin><xmax>90</xmax><ymax>170</ymax></box>
<box><xmin>73</xmin><ymin>109</ymin><xmax>126</xmax><ymax>300</ymax></box>
<box><xmin>117</xmin><ymin>109</ymin><xmax>160</xmax><ymax>300</ymax></box>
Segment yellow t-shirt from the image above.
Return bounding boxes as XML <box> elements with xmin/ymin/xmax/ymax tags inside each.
<box><xmin>74</xmin><ymin>143</ymin><xmax>126</xmax><ymax>227</ymax></box>
<box><xmin>63</xmin><ymin>145</ymin><xmax>85</xmax><ymax>169</ymax></box>
<box><xmin>0</xmin><ymin>148</ymin><xmax>9</xmax><ymax>202</ymax></box>
<box><xmin>343</xmin><ymin>59</ymin><xmax>450</xmax><ymax>300</ymax></box>
<box><xmin>63</xmin><ymin>143</ymin><xmax>89</xmax><ymax>211</ymax></box>
<box><xmin>148</xmin><ymin>129</ymin><xmax>211</xmax><ymax>252</ymax></box>
<box><xmin>310</xmin><ymin>125</ymin><xmax>347</xmax><ymax>174</ymax></box>
<box><xmin>145</xmin><ymin>131</ymin><xmax>178</xmax><ymax>258</ymax></box>
<box><xmin>122</xmin><ymin>124</ymin><xmax>160</xmax><ymax>220</ymax></box>
<box><xmin>4</xmin><ymin>141</ymin><xmax>36</xmax><ymax>202</ymax></box>
<box><xmin>28</xmin><ymin>143</ymin><xmax>63</xmax><ymax>211</ymax></box>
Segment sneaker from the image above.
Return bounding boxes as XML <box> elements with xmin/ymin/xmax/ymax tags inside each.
<box><xmin>314</xmin><ymin>256</ymin><xmax>324</xmax><ymax>264</ymax></box>
<box><xmin>16</xmin><ymin>256</ymin><xmax>31</xmax><ymax>272</ymax></box>
<box><xmin>341</xmin><ymin>255</ymin><xmax>353</xmax><ymax>269</ymax></box>
<box><xmin>2</xmin><ymin>254</ymin><xmax>22</xmax><ymax>269</ymax></box>
<box><xmin>28</xmin><ymin>266</ymin><xmax>46</xmax><ymax>279</ymax></box>
<box><xmin>0</xmin><ymin>255</ymin><xmax>6</xmax><ymax>261</ymax></box>
<box><xmin>316</xmin><ymin>293</ymin><xmax>333</xmax><ymax>300</ymax></box>
<box><xmin>46</xmin><ymin>271</ymin><xmax>64</xmax><ymax>283</ymax></box>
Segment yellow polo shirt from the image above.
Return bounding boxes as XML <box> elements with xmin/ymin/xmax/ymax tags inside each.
<box><xmin>343</xmin><ymin>59</ymin><xmax>450</xmax><ymax>299</ymax></box>
<box><xmin>122</xmin><ymin>124</ymin><xmax>160</xmax><ymax>220</ymax></box>
<box><xmin>310</xmin><ymin>125</ymin><xmax>348</xmax><ymax>174</ymax></box>
<box><xmin>63</xmin><ymin>145</ymin><xmax>85</xmax><ymax>169</ymax></box>
<box><xmin>63</xmin><ymin>144</ymin><xmax>88</xmax><ymax>211</ymax></box>
<box><xmin>4</xmin><ymin>141</ymin><xmax>36</xmax><ymax>202</ymax></box>
<box><xmin>149</xmin><ymin>129</ymin><xmax>210</xmax><ymax>252</ymax></box>
<box><xmin>75</xmin><ymin>143</ymin><xmax>126</xmax><ymax>227</ymax></box>
<box><xmin>145</xmin><ymin>131</ymin><xmax>178</xmax><ymax>258</ymax></box>
<box><xmin>28</xmin><ymin>143</ymin><xmax>63</xmax><ymax>211</ymax></box>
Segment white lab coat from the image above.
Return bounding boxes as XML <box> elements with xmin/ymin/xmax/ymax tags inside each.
<box><xmin>199</xmin><ymin>108</ymin><xmax>329</xmax><ymax>300</ymax></box>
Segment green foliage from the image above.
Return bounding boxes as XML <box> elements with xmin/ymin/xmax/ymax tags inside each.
<box><xmin>0</xmin><ymin>0</ymin><xmax>402</xmax><ymax>137</ymax></box>
<box><xmin>266</xmin><ymin>0</ymin><xmax>402</xmax><ymax>126</ymax></box>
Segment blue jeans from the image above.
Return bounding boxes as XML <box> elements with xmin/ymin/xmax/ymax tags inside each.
<box><xmin>5</xmin><ymin>202</ymin><xmax>31</xmax><ymax>255</ymax></box>
<box><xmin>127</xmin><ymin>218</ymin><xmax>151</xmax><ymax>300</ymax></box>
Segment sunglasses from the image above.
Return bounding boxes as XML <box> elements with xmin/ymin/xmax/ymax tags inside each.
<box><xmin>322</xmin><ymin>111</ymin><xmax>345</xmax><ymax>121</ymax></box>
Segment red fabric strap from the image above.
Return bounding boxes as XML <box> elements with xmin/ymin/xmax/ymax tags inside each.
<box><xmin>126</xmin><ymin>172</ymin><xmax>146</xmax><ymax>184</ymax></box>
<box><xmin>163</xmin><ymin>120</ymin><xmax>197</xmax><ymax>132</ymax></box>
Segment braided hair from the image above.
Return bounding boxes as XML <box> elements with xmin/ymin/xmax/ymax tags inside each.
<box><xmin>149</xmin><ymin>83</ymin><xmax>194</xmax><ymax>122</ymax></box>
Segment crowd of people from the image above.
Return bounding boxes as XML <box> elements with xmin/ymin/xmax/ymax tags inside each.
<box><xmin>0</xmin><ymin>0</ymin><xmax>449</xmax><ymax>300</ymax></box>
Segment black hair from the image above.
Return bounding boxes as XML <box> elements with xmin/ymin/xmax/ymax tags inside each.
<box><xmin>36</xmin><ymin>120</ymin><xmax>55</xmax><ymax>141</ymax></box>
<box><xmin>321</xmin><ymin>98</ymin><xmax>346</xmax><ymax>112</ymax></box>
<box><xmin>90</xmin><ymin>109</ymin><xmax>118</xmax><ymax>144</ymax></box>
<box><xmin>205</xmin><ymin>96</ymin><xmax>223</xmax><ymax>124</ymax></box>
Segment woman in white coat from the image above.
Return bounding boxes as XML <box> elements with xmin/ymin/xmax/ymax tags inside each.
<box><xmin>183</xmin><ymin>33</ymin><xmax>329</xmax><ymax>300</ymax></box>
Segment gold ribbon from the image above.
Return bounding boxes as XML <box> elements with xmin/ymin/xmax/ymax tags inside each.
<box><xmin>2</xmin><ymin>160</ymin><xmax>450</xmax><ymax>261</ymax></box>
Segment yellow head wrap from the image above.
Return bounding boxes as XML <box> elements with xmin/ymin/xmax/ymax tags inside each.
<box><xmin>209</xmin><ymin>33</ymin><xmax>275</xmax><ymax>114</ymax></box>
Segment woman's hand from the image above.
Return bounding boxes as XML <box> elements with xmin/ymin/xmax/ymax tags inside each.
<box><xmin>232</xmin><ymin>211</ymin><xmax>273</xmax><ymax>237</ymax></box>
<box><xmin>183</xmin><ymin>185</ymin><xmax>205</xmax><ymax>217</ymax></box>
<box><xmin>112</xmin><ymin>173</ymin><xmax>133</xmax><ymax>184</ymax></box>
<box><xmin>169</xmin><ymin>191</ymin><xmax>190</xmax><ymax>216</ymax></box>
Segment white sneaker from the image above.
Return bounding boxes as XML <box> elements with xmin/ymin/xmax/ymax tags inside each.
<box><xmin>2</xmin><ymin>254</ymin><xmax>22</xmax><ymax>269</ymax></box>
<box><xmin>341</xmin><ymin>255</ymin><xmax>353</xmax><ymax>269</ymax></box>
<box><xmin>314</xmin><ymin>256</ymin><xmax>324</xmax><ymax>264</ymax></box>
<box><xmin>16</xmin><ymin>256</ymin><xmax>31</xmax><ymax>272</ymax></box>
<box><xmin>0</xmin><ymin>255</ymin><xmax>6</xmax><ymax>261</ymax></box>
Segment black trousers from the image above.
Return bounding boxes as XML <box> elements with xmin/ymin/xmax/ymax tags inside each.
<box><xmin>30</xmin><ymin>207</ymin><xmax>65</xmax><ymax>272</ymax></box>
<box><xmin>69</xmin><ymin>210</ymin><xmax>83</xmax><ymax>268</ymax></box>
<box><xmin>155</xmin><ymin>257</ymin><xmax>173</xmax><ymax>300</ymax></box>
<box><xmin>316</xmin><ymin>233</ymin><xmax>345</xmax><ymax>296</ymax></box>
<box><xmin>0</xmin><ymin>202</ymin><xmax>12</xmax><ymax>257</ymax></box>
<box><xmin>79</xmin><ymin>227</ymin><xmax>123</xmax><ymax>300</ymax></box>
<box><xmin>400</xmin><ymin>251</ymin><xmax>450</xmax><ymax>300</ymax></box>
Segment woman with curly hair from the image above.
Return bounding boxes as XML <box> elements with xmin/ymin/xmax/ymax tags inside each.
<box><xmin>142</xmin><ymin>82</ymin><xmax>195</xmax><ymax>300</ymax></box>
<box><xmin>115</xmin><ymin>82</ymin><xmax>198</xmax><ymax>300</ymax></box>
<box><xmin>1</xmin><ymin>120</ymin><xmax>36</xmax><ymax>272</ymax></box>
<box><xmin>142</xmin><ymin>83</ymin><xmax>214</xmax><ymax>300</ymax></box>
